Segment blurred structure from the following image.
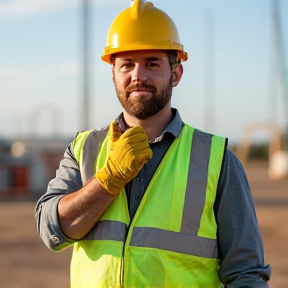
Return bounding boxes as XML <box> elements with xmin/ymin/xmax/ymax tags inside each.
<box><xmin>29</xmin><ymin>104</ymin><xmax>61</xmax><ymax>139</ymax></box>
<box><xmin>0</xmin><ymin>104</ymin><xmax>70</xmax><ymax>199</ymax></box>
<box><xmin>236</xmin><ymin>0</ymin><xmax>288</xmax><ymax>181</ymax></box>
<box><xmin>236</xmin><ymin>123</ymin><xmax>282</xmax><ymax>163</ymax></box>
<box><xmin>268</xmin><ymin>150</ymin><xmax>288</xmax><ymax>180</ymax></box>
<box><xmin>0</xmin><ymin>0</ymin><xmax>94</xmax><ymax>199</ymax></box>
<box><xmin>235</xmin><ymin>123</ymin><xmax>288</xmax><ymax>180</ymax></box>
<box><xmin>0</xmin><ymin>137</ymin><xmax>71</xmax><ymax>199</ymax></box>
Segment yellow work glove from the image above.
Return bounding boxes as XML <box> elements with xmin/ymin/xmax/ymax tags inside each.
<box><xmin>96</xmin><ymin>120</ymin><xmax>153</xmax><ymax>195</ymax></box>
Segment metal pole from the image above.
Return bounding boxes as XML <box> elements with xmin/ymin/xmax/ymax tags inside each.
<box><xmin>272</xmin><ymin>0</ymin><xmax>288</xmax><ymax>124</ymax></box>
<box><xmin>204</xmin><ymin>9</ymin><xmax>216</xmax><ymax>133</ymax></box>
<box><xmin>82</xmin><ymin>0</ymin><xmax>91</xmax><ymax>130</ymax></box>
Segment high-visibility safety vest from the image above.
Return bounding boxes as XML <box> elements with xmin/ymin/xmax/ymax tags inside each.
<box><xmin>71</xmin><ymin>123</ymin><xmax>227</xmax><ymax>288</ymax></box>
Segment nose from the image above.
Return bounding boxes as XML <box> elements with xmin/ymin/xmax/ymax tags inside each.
<box><xmin>131</xmin><ymin>63</ymin><xmax>147</xmax><ymax>82</ymax></box>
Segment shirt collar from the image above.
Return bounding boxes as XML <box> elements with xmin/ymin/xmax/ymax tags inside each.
<box><xmin>116</xmin><ymin>108</ymin><xmax>184</xmax><ymax>143</ymax></box>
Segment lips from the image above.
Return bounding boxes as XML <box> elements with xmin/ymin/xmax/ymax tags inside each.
<box><xmin>130</xmin><ymin>88</ymin><xmax>153</xmax><ymax>92</ymax></box>
<box><xmin>128</xmin><ymin>90</ymin><xmax>153</xmax><ymax>98</ymax></box>
<box><xmin>126</xmin><ymin>83</ymin><xmax>156</xmax><ymax>95</ymax></box>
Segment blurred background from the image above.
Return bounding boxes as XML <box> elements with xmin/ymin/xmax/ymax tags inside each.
<box><xmin>0</xmin><ymin>0</ymin><xmax>287</xmax><ymax>287</ymax></box>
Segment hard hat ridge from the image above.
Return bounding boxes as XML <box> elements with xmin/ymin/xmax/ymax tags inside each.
<box><xmin>130</xmin><ymin>0</ymin><xmax>153</xmax><ymax>19</ymax></box>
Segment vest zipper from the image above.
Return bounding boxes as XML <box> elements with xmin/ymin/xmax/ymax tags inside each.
<box><xmin>120</xmin><ymin>226</ymin><xmax>128</xmax><ymax>288</ymax></box>
<box><xmin>120</xmin><ymin>194</ymin><xmax>131</xmax><ymax>288</ymax></box>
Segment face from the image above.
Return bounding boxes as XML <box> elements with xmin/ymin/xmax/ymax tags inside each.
<box><xmin>112</xmin><ymin>50</ymin><xmax>182</xmax><ymax>119</ymax></box>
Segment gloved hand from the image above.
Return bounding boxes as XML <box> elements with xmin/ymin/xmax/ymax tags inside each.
<box><xmin>96</xmin><ymin>120</ymin><xmax>153</xmax><ymax>194</ymax></box>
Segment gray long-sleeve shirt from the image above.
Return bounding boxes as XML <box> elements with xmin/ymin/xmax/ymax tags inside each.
<box><xmin>35</xmin><ymin>109</ymin><xmax>271</xmax><ymax>287</ymax></box>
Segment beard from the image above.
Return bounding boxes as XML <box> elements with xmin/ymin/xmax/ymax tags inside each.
<box><xmin>115</xmin><ymin>79</ymin><xmax>173</xmax><ymax>120</ymax></box>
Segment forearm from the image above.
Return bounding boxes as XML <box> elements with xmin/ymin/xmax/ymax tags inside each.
<box><xmin>58</xmin><ymin>177</ymin><xmax>117</xmax><ymax>240</ymax></box>
<box><xmin>35</xmin><ymin>144</ymin><xmax>84</xmax><ymax>251</ymax></box>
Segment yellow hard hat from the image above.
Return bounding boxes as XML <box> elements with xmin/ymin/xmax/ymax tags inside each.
<box><xmin>101</xmin><ymin>0</ymin><xmax>188</xmax><ymax>64</ymax></box>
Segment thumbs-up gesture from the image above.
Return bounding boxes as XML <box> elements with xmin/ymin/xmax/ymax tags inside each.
<box><xmin>96</xmin><ymin>120</ymin><xmax>153</xmax><ymax>194</ymax></box>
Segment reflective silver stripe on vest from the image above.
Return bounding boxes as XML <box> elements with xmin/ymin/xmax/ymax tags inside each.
<box><xmin>181</xmin><ymin>129</ymin><xmax>212</xmax><ymax>235</ymax></box>
<box><xmin>85</xmin><ymin>220</ymin><xmax>127</xmax><ymax>241</ymax></box>
<box><xmin>130</xmin><ymin>227</ymin><xmax>218</xmax><ymax>258</ymax></box>
<box><xmin>82</xmin><ymin>127</ymin><xmax>109</xmax><ymax>185</ymax></box>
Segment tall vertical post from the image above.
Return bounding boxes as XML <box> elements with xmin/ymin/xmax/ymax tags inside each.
<box><xmin>271</xmin><ymin>0</ymin><xmax>288</xmax><ymax>124</ymax></box>
<box><xmin>204</xmin><ymin>9</ymin><xmax>216</xmax><ymax>133</ymax></box>
<box><xmin>82</xmin><ymin>0</ymin><xmax>91</xmax><ymax>130</ymax></box>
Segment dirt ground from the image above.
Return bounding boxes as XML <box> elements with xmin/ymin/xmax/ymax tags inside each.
<box><xmin>0</xmin><ymin>161</ymin><xmax>287</xmax><ymax>288</ymax></box>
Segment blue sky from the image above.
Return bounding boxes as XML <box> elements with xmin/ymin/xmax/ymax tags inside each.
<box><xmin>1</xmin><ymin>0</ymin><xmax>287</xmax><ymax>145</ymax></box>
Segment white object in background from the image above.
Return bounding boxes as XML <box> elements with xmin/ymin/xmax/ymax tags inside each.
<box><xmin>268</xmin><ymin>151</ymin><xmax>288</xmax><ymax>180</ymax></box>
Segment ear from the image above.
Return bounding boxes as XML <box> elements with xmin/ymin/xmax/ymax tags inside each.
<box><xmin>112</xmin><ymin>65</ymin><xmax>116</xmax><ymax>85</ymax></box>
<box><xmin>171</xmin><ymin>63</ymin><xmax>183</xmax><ymax>87</ymax></box>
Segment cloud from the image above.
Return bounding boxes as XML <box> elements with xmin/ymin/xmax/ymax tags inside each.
<box><xmin>58</xmin><ymin>63</ymin><xmax>82</xmax><ymax>75</ymax></box>
<box><xmin>0</xmin><ymin>0</ymin><xmax>120</xmax><ymax>18</ymax></box>
<box><xmin>0</xmin><ymin>65</ymin><xmax>20</xmax><ymax>77</ymax></box>
<box><xmin>0</xmin><ymin>0</ymin><xmax>77</xmax><ymax>17</ymax></box>
<box><xmin>0</xmin><ymin>63</ymin><xmax>81</xmax><ymax>78</ymax></box>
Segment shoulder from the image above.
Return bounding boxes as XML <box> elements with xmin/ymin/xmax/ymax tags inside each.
<box><xmin>72</xmin><ymin>126</ymin><xmax>110</xmax><ymax>148</ymax></box>
<box><xmin>222</xmin><ymin>148</ymin><xmax>246</xmax><ymax>174</ymax></box>
<box><xmin>217</xmin><ymin>148</ymin><xmax>251</xmax><ymax>200</ymax></box>
<box><xmin>71</xmin><ymin>126</ymin><xmax>110</xmax><ymax>162</ymax></box>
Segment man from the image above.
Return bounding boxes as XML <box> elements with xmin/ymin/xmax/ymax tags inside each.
<box><xmin>35</xmin><ymin>0</ymin><xmax>271</xmax><ymax>287</ymax></box>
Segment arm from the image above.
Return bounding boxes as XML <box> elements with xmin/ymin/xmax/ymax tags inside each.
<box><xmin>215</xmin><ymin>149</ymin><xmax>271</xmax><ymax>287</ymax></box>
<box><xmin>35</xmin><ymin>144</ymin><xmax>117</xmax><ymax>249</ymax></box>
<box><xmin>35</xmin><ymin>143</ymin><xmax>85</xmax><ymax>251</ymax></box>
<box><xmin>35</xmin><ymin>121</ymin><xmax>152</xmax><ymax>250</ymax></box>
<box><xmin>58</xmin><ymin>178</ymin><xmax>116</xmax><ymax>240</ymax></box>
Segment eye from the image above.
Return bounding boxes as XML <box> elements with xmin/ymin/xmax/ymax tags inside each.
<box><xmin>145</xmin><ymin>62</ymin><xmax>161</xmax><ymax>70</ymax></box>
<box><xmin>146</xmin><ymin>62</ymin><xmax>160</xmax><ymax>68</ymax></box>
<box><xmin>120</xmin><ymin>62</ymin><xmax>134</xmax><ymax>71</ymax></box>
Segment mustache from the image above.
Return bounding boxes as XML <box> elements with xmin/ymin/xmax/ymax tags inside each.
<box><xmin>126</xmin><ymin>83</ymin><xmax>157</xmax><ymax>94</ymax></box>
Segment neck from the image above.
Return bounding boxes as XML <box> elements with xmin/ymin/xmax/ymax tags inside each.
<box><xmin>123</xmin><ymin>105</ymin><xmax>173</xmax><ymax>141</ymax></box>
